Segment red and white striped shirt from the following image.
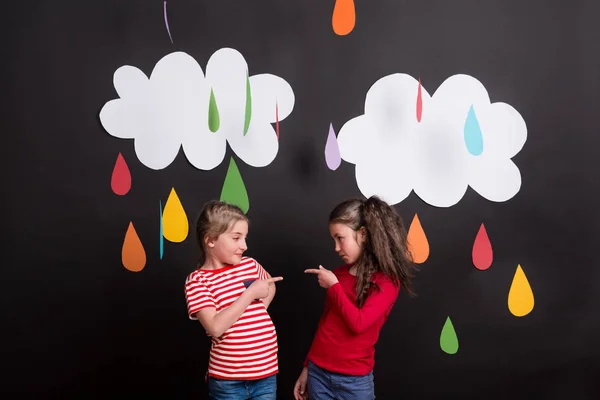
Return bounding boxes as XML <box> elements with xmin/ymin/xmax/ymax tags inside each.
<box><xmin>185</xmin><ymin>257</ymin><xmax>278</xmax><ymax>380</ymax></box>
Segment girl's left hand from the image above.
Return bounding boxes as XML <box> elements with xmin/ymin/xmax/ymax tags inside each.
<box><xmin>304</xmin><ymin>265</ymin><xmax>339</xmax><ymax>289</ymax></box>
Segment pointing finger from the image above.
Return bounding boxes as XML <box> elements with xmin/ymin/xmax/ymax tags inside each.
<box><xmin>266</xmin><ymin>277</ymin><xmax>283</xmax><ymax>283</ymax></box>
<box><xmin>304</xmin><ymin>269</ymin><xmax>320</xmax><ymax>274</ymax></box>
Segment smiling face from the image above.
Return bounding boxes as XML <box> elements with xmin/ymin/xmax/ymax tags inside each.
<box><xmin>329</xmin><ymin>222</ymin><xmax>365</xmax><ymax>265</ymax></box>
<box><xmin>206</xmin><ymin>219</ymin><xmax>249</xmax><ymax>266</ymax></box>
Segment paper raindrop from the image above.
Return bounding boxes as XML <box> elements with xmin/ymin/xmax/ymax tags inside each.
<box><xmin>208</xmin><ymin>88</ymin><xmax>220</xmax><ymax>132</ymax></box>
<box><xmin>111</xmin><ymin>153</ymin><xmax>131</xmax><ymax>195</ymax></box>
<box><xmin>220</xmin><ymin>157</ymin><xmax>249</xmax><ymax>213</ymax></box>
<box><xmin>416</xmin><ymin>77</ymin><xmax>423</xmax><ymax>122</ymax></box>
<box><xmin>472</xmin><ymin>223</ymin><xmax>493</xmax><ymax>270</ymax></box>
<box><xmin>464</xmin><ymin>105</ymin><xmax>483</xmax><ymax>156</ymax></box>
<box><xmin>407</xmin><ymin>214</ymin><xmax>429</xmax><ymax>263</ymax></box>
<box><xmin>325</xmin><ymin>123</ymin><xmax>342</xmax><ymax>170</ymax></box>
<box><xmin>332</xmin><ymin>0</ymin><xmax>356</xmax><ymax>36</ymax></box>
<box><xmin>440</xmin><ymin>316</ymin><xmax>459</xmax><ymax>354</ymax></box>
<box><xmin>164</xmin><ymin>1</ymin><xmax>173</xmax><ymax>43</ymax></box>
<box><xmin>275</xmin><ymin>101</ymin><xmax>280</xmax><ymax>139</ymax></box>
<box><xmin>244</xmin><ymin>72</ymin><xmax>252</xmax><ymax>136</ymax></box>
<box><xmin>122</xmin><ymin>222</ymin><xmax>146</xmax><ymax>272</ymax></box>
<box><xmin>508</xmin><ymin>264</ymin><xmax>534</xmax><ymax>317</ymax></box>
<box><xmin>163</xmin><ymin>188</ymin><xmax>189</xmax><ymax>243</ymax></box>
<box><xmin>159</xmin><ymin>200</ymin><xmax>164</xmax><ymax>259</ymax></box>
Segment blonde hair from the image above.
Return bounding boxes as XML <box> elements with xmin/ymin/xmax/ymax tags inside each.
<box><xmin>195</xmin><ymin>201</ymin><xmax>248</xmax><ymax>264</ymax></box>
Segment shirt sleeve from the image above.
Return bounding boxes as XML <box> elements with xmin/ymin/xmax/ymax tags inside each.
<box><xmin>326</xmin><ymin>275</ymin><xmax>400</xmax><ymax>334</ymax></box>
<box><xmin>184</xmin><ymin>275</ymin><xmax>216</xmax><ymax>320</ymax></box>
<box><xmin>255</xmin><ymin>260</ymin><xmax>270</xmax><ymax>280</ymax></box>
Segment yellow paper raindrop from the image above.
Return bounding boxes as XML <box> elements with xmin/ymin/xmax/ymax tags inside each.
<box><xmin>508</xmin><ymin>264</ymin><xmax>534</xmax><ymax>317</ymax></box>
<box><xmin>162</xmin><ymin>188</ymin><xmax>188</xmax><ymax>243</ymax></box>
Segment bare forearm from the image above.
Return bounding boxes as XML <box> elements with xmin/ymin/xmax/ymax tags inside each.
<box><xmin>207</xmin><ymin>291</ymin><xmax>255</xmax><ymax>337</ymax></box>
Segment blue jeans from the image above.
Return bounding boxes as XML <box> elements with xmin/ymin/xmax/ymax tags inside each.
<box><xmin>208</xmin><ymin>374</ymin><xmax>277</xmax><ymax>400</ymax></box>
<box><xmin>308</xmin><ymin>361</ymin><xmax>375</xmax><ymax>400</ymax></box>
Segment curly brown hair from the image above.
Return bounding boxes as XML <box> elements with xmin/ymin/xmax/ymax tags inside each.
<box><xmin>329</xmin><ymin>196</ymin><xmax>418</xmax><ymax>307</ymax></box>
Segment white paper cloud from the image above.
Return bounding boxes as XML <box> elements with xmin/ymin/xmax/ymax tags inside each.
<box><xmin>99</xmin><ymin>49</ymin><xmax>295</xmax><ymax>170</ymax></box>
<box><xmin>337</xmin><ymin>74</ymin><xmax>527</xmax><ymax>207</ymax></box>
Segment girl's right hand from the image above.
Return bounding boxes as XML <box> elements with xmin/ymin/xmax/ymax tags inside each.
<box><xmin>248</xmin><ymin>277</ymin><xmax>283</xmax><ymax>299</ymax></box>
<box><xmin>304</xmin><ymin>265</ymin><xmax>339</xmax><ymax>289</ymax></box>
<box><xmin>293</xmin><ymin>367</ymin><xmax>308</xmax><ymax>400</ymax></box>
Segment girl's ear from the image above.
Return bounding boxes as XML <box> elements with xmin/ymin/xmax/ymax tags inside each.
<box><xmin>358</xmin><ymin>226</ymin><xmax>367</xmax><ymax>244</ymax></box>
<box><xmin>205</xmin><ymin>235</ymin><xmax>216</xmax><ymax>248</ymax></box>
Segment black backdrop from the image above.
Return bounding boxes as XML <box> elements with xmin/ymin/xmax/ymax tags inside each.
<box><xmin>3</xmin><ymin>0</ymin><xmax>600</xmax><ymax>398</ymax></box>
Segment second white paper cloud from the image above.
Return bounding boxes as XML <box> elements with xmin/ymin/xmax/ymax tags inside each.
<box><xmin>337</xmin><ymin>74</ymin><xmax>527</xmax><ymax>208</ymax></box>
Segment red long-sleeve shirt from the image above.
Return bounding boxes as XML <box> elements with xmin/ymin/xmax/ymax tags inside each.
<box><xmin>304</xmin><ymin>264</ymin><xmax>401</xmax><ymax>375</ymax></box>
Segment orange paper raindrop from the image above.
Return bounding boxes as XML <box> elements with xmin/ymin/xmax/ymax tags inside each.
<box><xmin>508</xmin><ymin>264</ymin><xmax>534</xmax><ymax>317</ymax></box>
<box><xmin>122</xmin><ymin>222</ymin><xmax>146</xmax><ymax>272</ymax></box>
<box><xmin>407</xmin><ymin>213</ymin><xmax>429</xmax><ymax>263</ymax></box>
<box><xmin>332</xmin><ymin>0</ymin><xmax>355</xmax><ymax>36</ymax></box>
